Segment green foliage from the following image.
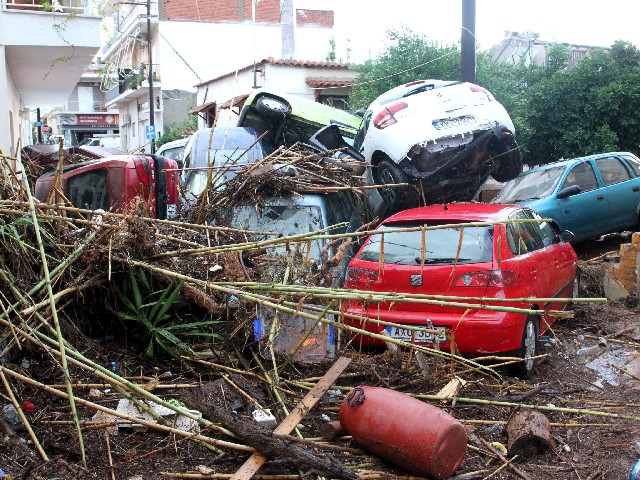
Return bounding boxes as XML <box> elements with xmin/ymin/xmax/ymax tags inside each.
<box><xmin>326</xmin><ymin>36</ymin><xmax>336</xmax><ymax>62</ymax></box>
<box><xmin>109</xmin><ymin>269</ymin><xmax>223</xmax><ymax>357</ymax></box>
<box><xmin>156</xmin><ymin>113</ymin><xmax>197</xmax><ymax>148</ymax></box>
<box><xmin>348</xmin><ymin>29</ymin><xmax>640</xmax><ymax>166</ymax></box>
<box><xmin>349</xmin><ymin>28</ymin><xmax>461</xmax><ymax>111</ymax></box>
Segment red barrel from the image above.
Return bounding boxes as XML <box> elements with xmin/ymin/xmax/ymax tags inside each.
<box><xmin>339</xmin><ymin>385</ymin><xmax>467</xmax><ymax>479</ymax></box>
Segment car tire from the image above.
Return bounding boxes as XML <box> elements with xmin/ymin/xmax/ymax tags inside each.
<box><xmin>511</xmin><ymin>315</ymin><xmax>539</xmax><ymax>379</ymax></box>
<box><xmin>256</xmin><ymin>95</ymin><xmax>290</xmax><ymax>118</ymax></box>
<box><xmin>376</xmin><ymin>159</ymin><xmax>412</xmax><ymax>209</ymax></box>
<box><xmin>491</xmin><ymin>138</ymin><xmax>523</xmax><ymax>182</ymax></box>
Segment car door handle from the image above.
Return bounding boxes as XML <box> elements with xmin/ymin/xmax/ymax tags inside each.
<box><xmin>633</xmin><ymin>186</ymin><xmax>640</xmax><ymax>192</ymax></box>
<box><xmin>597</xmin><ymin>194</ymin><xmax>605</xmax><ymax>200</ymax></box>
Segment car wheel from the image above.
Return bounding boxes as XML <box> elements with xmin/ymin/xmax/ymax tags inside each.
<box><xmin>490</xmin><ymin>138</ymin><xmax>523</xmax><ymax>182</ymax></box>
<box><xmin>511</xmin><ymin>315</ymin><xmax>539</xmax><ymax>379</ymax></box>
<box><xmin>256</xmin><ymin>96</ymin><xmax>290</xmax><ymax>118</ymax></box>
<box><xmin>376</xmin><ymin>159</ymin><xmax>412</xmax><ymax>209</ymax></box>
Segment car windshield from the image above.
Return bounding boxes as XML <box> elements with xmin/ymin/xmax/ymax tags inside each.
<box><xmin>493</xmin><ymin>166</ymin><xmax>566</xmax><ymax>203</ymax></box>
<box><xmin>159</xmin><ymin>145</ymin><xmax>185</xmax><ymax>161</ymax></box>
<box><xmin>357</xmin><ymin>222</ymin><xmax>494</xmax><ymax>265</ymax></box>
<box><xmin>231</xmin><ymin>204</ymin><xmax>325</xmax><ymax>259</ymax></box>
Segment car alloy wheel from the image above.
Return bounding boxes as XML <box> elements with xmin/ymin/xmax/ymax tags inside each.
<box><xmin>511</xmin><ymin>316</ymin><xmax>539</xmax><ymax>379</ymax></box>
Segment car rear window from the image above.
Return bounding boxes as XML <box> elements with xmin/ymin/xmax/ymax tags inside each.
<box><xmin>357</xmin><ymin>222</ymin><xmax>494</xmax><ymax>265</ymax></box>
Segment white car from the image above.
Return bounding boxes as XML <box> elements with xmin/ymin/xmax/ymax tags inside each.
<box><xmin>354</xmin><ymin>80</ymin><xmax>522</xmax><ymax>209</ymax></box>
<box><xmin>156</xmin><ymin>137</ymin><xmax>189</xmax><ymax>169</ymax></box>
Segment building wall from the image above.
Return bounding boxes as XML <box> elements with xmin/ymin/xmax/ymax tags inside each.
<box><xmin>162</xmin><ymin>89</ymin><xmax>197</xmax><ymax>128</ymax></box>
<box><xmin>195</xmin><ymin>62</ymin><xmax>355</xmax><ymax>129</ymax></box>
<box><xmin>0</xmin><ymin>44</ymin><xmax>27</xmax><ymax>159</ymax></box>
<box><xmin>157</xmin><ymin>21</ymin><xmax>334</xmax><ymax>92</ymax></box>
<box><xmin>163</xmin><ymin>0</ymin><xmax>282</xmax><ymax>23</ymax></box>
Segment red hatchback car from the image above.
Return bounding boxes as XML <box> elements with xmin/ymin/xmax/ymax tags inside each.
<box><xmin>341</xmin><ymin>203</ymin><xmax>578</xmax><ymax>378</ymax></box>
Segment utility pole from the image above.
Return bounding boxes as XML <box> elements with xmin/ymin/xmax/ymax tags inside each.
<box><xmin>461</xmin><ymin>0</ymin><xmax>476</xmax><ymax>83</ymax></box>
<box><xmin>147</xmin><ymin>0</ymin><xmax>155</xmax><ymax>153</ymax></box>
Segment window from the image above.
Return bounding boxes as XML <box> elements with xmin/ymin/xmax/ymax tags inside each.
<box><xmin>68</xmin><ymin>169</ymin><xmax>109</xmax><ymax>212</ymax></box>
<box><xmin>506</xmin><ymin>210</ymin><xmax>549</xmax><ymax>255</ymax></box>
<box><xmin>620</xmin><ymin>154</ymin><xmax>640</xmax><ymax>177</ymax></box>
<box><xmin>562</xmin><ymin>162</ymin><xmax>598</xmax><ymax>192</ymax></box>
<box><xmin>595</xmin><ymin>157</ymin><xmax>631</xmax><ymax>186</ymax></box>
<box><xmin>319</xmin><ymin>95</ymin><xmax>349</xmax><ymax>111</ymax></box>
<box><xmin>132</xmin><ymin>122</ymin><xmax>136</xmax><ymax>138</ymax></box>
<box><xmin>357</xmin><ymin>222</ymin><xmax>494</xmax><ymax>265</ymax></box>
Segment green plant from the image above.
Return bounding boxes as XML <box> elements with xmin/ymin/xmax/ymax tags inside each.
<box><xmin>110</xmin><ymin>269</ymin><xmax>223</xmax><ymax>357</ymax></box>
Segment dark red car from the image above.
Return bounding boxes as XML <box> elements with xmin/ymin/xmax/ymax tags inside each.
<box><xmin>34</xmin><ymin>155</ymin><xmax>179</xmax><ymax>220</ymax></box>
<box><xmin>341</xmin><ymin>203</ymin><xmax>578</xmax><ymax>378</ymax></box>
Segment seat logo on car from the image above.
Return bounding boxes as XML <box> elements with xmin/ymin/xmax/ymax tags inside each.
<box><xmin>410</xmin><ymin>274</ymin><xmax>423</xmax><ymax>286</ymax></box>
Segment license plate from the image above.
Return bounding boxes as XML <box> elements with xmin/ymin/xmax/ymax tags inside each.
<box><xmin>166</xmin><ymin>203</ymin><xmax>177</xmax><ymax>219</ymax></box>
<box><xmin>386</xmin><ymin>326</ymin><xmax>447</xmax><ymax>343</ymax></box>
<box><xmin>433</xmin><ymin>116</ymin><xmax>475</xmax><ymax>130</ymax></box>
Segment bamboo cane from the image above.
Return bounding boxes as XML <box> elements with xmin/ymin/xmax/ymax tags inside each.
<box><xmin>22</xmin><ymin>173</ymin><xmax>88</xmax><ymax>468</ymax></box>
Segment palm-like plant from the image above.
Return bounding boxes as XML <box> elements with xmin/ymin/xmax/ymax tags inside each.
<box><xmin>110</xmin><ymin>269</ymin><xmax>224</xmax><ymax>357</ymax></box>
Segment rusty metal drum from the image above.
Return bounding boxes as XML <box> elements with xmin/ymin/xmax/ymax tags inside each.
<box><xmin>339</xmin><ymin>385</ymin><xmax>467</xmax><ymax>479</ymax></box>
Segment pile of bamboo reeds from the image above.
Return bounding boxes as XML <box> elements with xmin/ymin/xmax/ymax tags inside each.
<box><xmin>0</xmin><ymin>147</ymin><xmax>634</xmax><ymax>480</ymax></box>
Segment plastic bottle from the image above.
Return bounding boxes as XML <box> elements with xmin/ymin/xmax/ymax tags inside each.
<box><xmin>2</xmin><ymin>404</ymin><xmax>20</xmax><ymax>425</ymax></box>
<box><xmin>110</xmin><ymin>361</ymin><xmax>117</xmax><ymax>373</ymax></box>
<box><xmin>629</xmin><ymin>459</ymin><xmax>640</xmax><ymax>480</ymax></box>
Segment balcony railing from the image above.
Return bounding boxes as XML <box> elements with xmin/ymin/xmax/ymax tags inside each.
<box><xmin>104</xmin><ymin>63</ymin><xmax>161</xmax><ymax>103</ymax></box>
<box><xmin>2</xmin><ymin>0</ymin><xmax>91</xmax><ymax>14</ymax></box>
<box><xmin>62</xmin><ymin>100</ymin><xmax>108</xmax><ymax>112</ymax></box>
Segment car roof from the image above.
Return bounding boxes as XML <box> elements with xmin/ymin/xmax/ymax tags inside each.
<box><xmin>381</xmin><ymin>202</ymin><xmax>523</xmax><ymax>224</ymax></box>
<box><xmin>38</xmin><ymin>154</ymin><xmax>154</xmax><ymax>178</ymax></box>
<box><xmin>157</xmin><ymin>138</ymin><xmax>189</xmax><ymax>151</ymax></box>
<box><xmin>523</xmin><ymin>151</ymin><xmax>637</xmax><ymax>175</ymax></box>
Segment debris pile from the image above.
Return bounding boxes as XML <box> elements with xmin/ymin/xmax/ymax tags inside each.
<box><xmin>0</xmin><ymin>149</ymin><xmax>639</xmax><ymax>480</ymax></box>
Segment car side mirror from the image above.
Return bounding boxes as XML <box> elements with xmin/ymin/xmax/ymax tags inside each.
<box><xmin>556</xmin><ymin>185</ymin><xmax>581</xmax><ymax>199</ymax></box>
<box><xmin>308</xmin><ymin>125</ymin><xmax>365</xmax><ymax>162</ymax></box>
<box><xmin>559</xmin><ymin>230</ymin><xmax>576</xmax><ymax>243</ymax></box>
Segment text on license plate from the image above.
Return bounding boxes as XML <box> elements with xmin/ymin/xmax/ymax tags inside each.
<box><xmin>386</xmin><ymin>326</ymin><xmax>447</xmax><ymax>343</ymax></box>
<box><xmin>433</xmin><ymin>116</ymin><xmax>475</xmax><ymax>130</ymax></box>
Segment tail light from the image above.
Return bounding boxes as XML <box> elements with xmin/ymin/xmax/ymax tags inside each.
<box><xmin>470</xmin><ymin>84</ymin><xmax>495</xmax><ymax>101</ymax></box>
<box><xmin>346</xmin><ymin>266</ymin><xmax>382</xmax><ymax>285</ymax></box>
<box><xmin>134</xmin><ymin>157</ymin><xmax>152</xmax><ymax>186</ymax></box>
<box><xmin>373</xmin><ymin>102</ymin><xmax>408</xmax><ymax>129</ymax></box>
<box><xmin>453</xmin><ymin>270</ymin><xmax>516</xmax><ymax>287</ymax></box>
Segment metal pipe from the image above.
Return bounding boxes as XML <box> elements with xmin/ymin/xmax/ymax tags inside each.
<box><xmin>147</xmin><ymin>0</ymin><xmax>155</xmax><ymax>153</ymax></box>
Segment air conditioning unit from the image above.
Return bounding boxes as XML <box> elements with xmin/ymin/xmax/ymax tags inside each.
<box><xmin>120</xmin><ymin>113</ymin><xmax>131</xmax><ymax>125</ymax></box>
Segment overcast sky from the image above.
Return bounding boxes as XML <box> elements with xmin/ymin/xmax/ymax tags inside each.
<box><xmin>324</xmin><ymin>0</ymin><xmax>640</xmax><ymax>62</ymax></box>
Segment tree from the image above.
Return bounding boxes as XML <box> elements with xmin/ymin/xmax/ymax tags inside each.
<box><xmin>348</xmin><ymin>28</ymin><xmax>460</xmax><ymax>110</ymax></box>
<box><xmin>521</xmin><ymin>41</ymin><xmax>640</xmax><ymax>164</ymax></box>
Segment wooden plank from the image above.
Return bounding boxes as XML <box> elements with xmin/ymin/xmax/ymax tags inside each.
<box><xmin>230</xmin><ymin>356</ymin><xmax>352</xmax><ymax>480</ymax></box>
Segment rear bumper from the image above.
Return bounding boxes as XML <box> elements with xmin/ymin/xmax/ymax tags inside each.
<box><xmin>399</xmin><ymin>124</ymin><xmax>512</xmax><ymax>180</ymax></box>
<box><xmin>342</xmin><ymin>306</ymin><xmax>525</xmax><ymax>354</ymax></box>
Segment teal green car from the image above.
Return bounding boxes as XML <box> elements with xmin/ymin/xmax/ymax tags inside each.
<box><xmin>492</xmin><ymin>152</ymin><xmax>640</xmax><ymax>242</ymax></box>
<box><xmin>237</xmin><ymin>90</ymin><xmax>361</xmax><ymax>153</ymax></box>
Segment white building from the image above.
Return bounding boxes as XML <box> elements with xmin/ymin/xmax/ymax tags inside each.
<box><xmin>101</xmin><ymin>0</ymin><xmax>338</xmax><ymax>152</ymax></box>
<box><xmin>192</xmin><ymin>57</ymin><xmax>357</xmax><ymax>129</ymax></box>
<box><xmin>0</xmin><ymin>0</ymin><xmax>101</xmax><ymax>164</ymax></box>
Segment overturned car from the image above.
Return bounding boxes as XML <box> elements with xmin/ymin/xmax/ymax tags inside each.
<box><xmin>353</xmin><ymin>80</ymin><xmax>522</xmax><ymax>209</ymax></box>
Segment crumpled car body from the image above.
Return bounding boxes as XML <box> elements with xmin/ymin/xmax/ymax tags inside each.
<box><xmin>237</xmin><ymin>90</ymin><xmax>361</xmax><ymax>153</ymax></box>
<box><xmin>356</xmin><ymin>80</ymin><xmax>522</xmax><ymax>209</ymax></box>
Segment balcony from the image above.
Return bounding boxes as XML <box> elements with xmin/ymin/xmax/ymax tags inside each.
<box><xmin>104</xmin><ymin>64</ymin><xmax>162</xmax><ymax>108</ymax></box>
<box><xmin>101</xmin><ymin>1</ymin><xmax>158</xmax><ymax>60</ymax></box>
<box><xmin>1</xmin><ymin>0</ymin><xmax>101</xmax><ymax>108</ymax></box>
<box><xmin>2</xmin><ymin>0</ymin><xmax>92</xmax><ymax>14</ymax></box>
